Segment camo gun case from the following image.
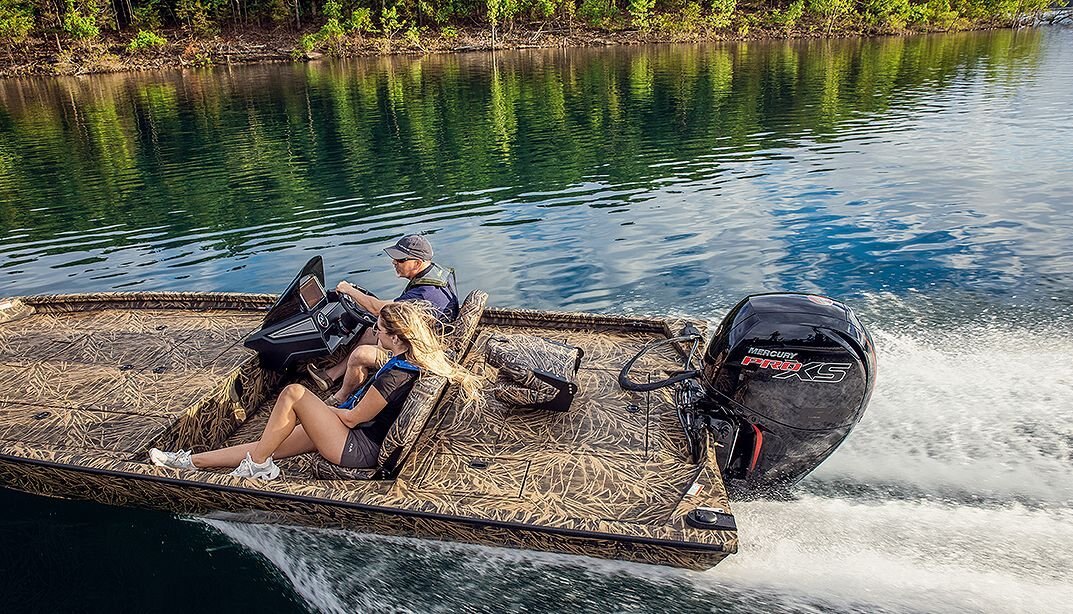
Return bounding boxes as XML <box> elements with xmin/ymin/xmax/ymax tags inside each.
<box><xmin>485</xmin><ymin>334</ymin><xmax>584</xmax><ymax>412</ymax></box>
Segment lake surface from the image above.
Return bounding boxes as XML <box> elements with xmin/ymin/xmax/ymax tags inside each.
<box><xmin>2</xmin><ymin>27</ymin><xmax>1072</xmax><ymax>613</ymax></box>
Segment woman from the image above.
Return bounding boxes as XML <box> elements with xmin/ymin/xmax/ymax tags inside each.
<box><xmin>149</xmin><ymin>301</ymin><xmax>483</xmax><ymax>481</ymax></box>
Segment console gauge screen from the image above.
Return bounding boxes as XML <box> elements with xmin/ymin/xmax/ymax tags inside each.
<box><xmin>298</xmin><ymin>276</ymin><xmax>327</xmax><ymax>310</ymax></box>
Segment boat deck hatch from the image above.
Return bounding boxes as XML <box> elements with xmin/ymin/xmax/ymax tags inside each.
<box><xmin>0</xmin><ymin>305</ymin><xmax>262</xmax><ymax>455</ymax></box>
<box><xmin>414</xmin><ymin>453</ymin><xmax>531</xmax><ymax>499</ymax></box>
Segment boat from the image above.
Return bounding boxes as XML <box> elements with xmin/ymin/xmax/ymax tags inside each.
<box><xmin>0</xmin><ymin>257</ymin><xmax>876</xmax><ymax>570</ymax></box>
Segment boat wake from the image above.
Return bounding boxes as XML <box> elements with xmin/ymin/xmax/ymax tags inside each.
<box><xmin>204</xmin><ymin>314</ymin><xmax>1073</xmax><ymax>613</ymax></box>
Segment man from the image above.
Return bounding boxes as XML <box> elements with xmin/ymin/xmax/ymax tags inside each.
<box><xmin>308</xmin><ymin>234</ymin><xmax>459</xmax><ymax>404</ymax></box>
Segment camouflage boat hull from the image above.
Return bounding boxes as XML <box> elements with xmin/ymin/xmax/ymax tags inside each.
<box><xmin>0</xmin><ymin>292</ymin><xmax>736</xmax><ymax>570</ymax></box>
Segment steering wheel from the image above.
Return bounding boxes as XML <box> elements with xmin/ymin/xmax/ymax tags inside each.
<box><xmin>348</xmin><ymin>284</ymin><xmax>377</xmax><ymax>298</ymax></box>
<box><xmin>337</xmin><ymin>292</ymin><xmax>377</xmax><ymax>329</ymax></box>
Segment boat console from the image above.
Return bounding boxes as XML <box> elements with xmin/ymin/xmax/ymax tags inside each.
<box><xmin>244</xmin><ymin>256</ymin><xmax>377</xmax><ymax>371</ymax></box>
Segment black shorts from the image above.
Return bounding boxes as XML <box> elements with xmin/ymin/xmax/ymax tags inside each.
<box><xmin>339</xmin><ymin>428</ymin><xmax>379</xmax><ymax>468</ymax></box>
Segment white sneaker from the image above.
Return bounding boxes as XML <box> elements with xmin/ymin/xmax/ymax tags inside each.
<box><xmin>149</xmin><ymin>448</ymin><xmax>196</xmax><ymax>470</ymax></box>
<box><xmin>229</xmin><ymin>452</ymin><xmax>281</xmax><ymax>481</ymax></box>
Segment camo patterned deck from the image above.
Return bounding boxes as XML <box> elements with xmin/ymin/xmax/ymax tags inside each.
<box><xmin>0</xmin><ymin>293</ymin><xmax>272</xmax><ymax>460</ymax></box>
<box><xmin>0</xmin><ymin>293</ymin><xmax>736</xmax><ymax>570</ymax></box>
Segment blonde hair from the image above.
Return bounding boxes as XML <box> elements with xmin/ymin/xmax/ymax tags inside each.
<box><xmin>378</xmin><ymin>301</ymin><xmax>485</xmax><ymax>407</ymax></box>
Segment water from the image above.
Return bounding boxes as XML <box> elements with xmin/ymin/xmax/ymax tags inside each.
<box><xmin>2</xmin><ymin>27</ymin><xmax>1072</xmax><ymax>612</ymax></box>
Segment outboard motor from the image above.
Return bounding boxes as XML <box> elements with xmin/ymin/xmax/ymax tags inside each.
<box><xmin>619</xmin><ymin>293</ymin><xmax>876</xmax><ymax>497</ymax></box>
<box><xmin>701</xmin><ymin>293</ymin><xmax>876</xmax><ymax>493</ymax></box>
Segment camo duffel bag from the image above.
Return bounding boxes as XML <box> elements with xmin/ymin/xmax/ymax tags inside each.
<box><xmin>485</xmin><ymin>334</ymin><xmax>584</xmax><ymax>412</ymax></box>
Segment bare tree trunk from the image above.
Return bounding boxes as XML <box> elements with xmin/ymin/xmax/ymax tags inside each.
<box><xmin>52</xmin><ymin>0</ymin><xmax>64</xmax><ymax>29</ymax></box>
<box><xmin>110</xmin><ymin>0</ymin><xmax>121</xmax><ymax>30</ymax></box>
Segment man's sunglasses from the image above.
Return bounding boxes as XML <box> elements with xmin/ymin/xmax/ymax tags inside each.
<box><xmin>392</xmin><ymin>257</ymin><xmax>416</xmax><ymax>263</ymax></box>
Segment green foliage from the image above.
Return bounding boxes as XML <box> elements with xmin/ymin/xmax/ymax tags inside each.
<box><xmin>132</xmin><ymin>0</ymin><xmax>162</xmax><ymax>28</ymax></box>
<box><xmin>681</xmin><ymin>1</ymin><xmax>703</xmax><ymax>30</ymax></box>
<box><xmin>321</xmin><ymin>18</ymin><xmax>345</xmax><ymax>39</ymax></box>
<box><xmin>531</xmin><ymin>0</ymin><xmax>557</xmax><ymax>18</ymax></box>
<box><xmin>176</xmin><ymin>0</ymin><xmax>222</xmax><ymax>34</ymax></box>
<box><xmin>628</xmin><ymin>0</ymin><xmax>655</xmax><ymax>29</ymax></box>
<box><xmin>62</xmin><ymin>0</ymin><xmax>100</xmax><ymax>40</ymax></box>
<box><xmin>267</xmin><ymin>0</ymin><xmax>292</xmax><ymax>24</ymax></box>
<box><xmin>0</xmin><ymin>1</ymin><xmax>34</xmax><ymax>43</ymax></box>
<box><xmin>651</xmin><ymin>0</ymin><xmax>710</xmax><ymax>34</ymax></box>
<box><xmin>322</xmin><ymin>0</ymin><xmax>341</xmax><ymax>19</ymax></box>
<box><xmin>562</xmin><ymin>0</ymin><xmax>576</xmax><ymax>20</ymax></box>
<box><xmin>487</xmin><ymin>0</ymin><xmax>520</xmax><ymax>28</ymax></box>
<box><xmin>128</xmin><ymin>29</ymin><xmax>166</xmax><ymax>51</ymax></box>
<box><xmin>403</xmin><ymin>25</ymin><xmax>420</xmax><ymax>45</ymax></box>
<box><xmin>431</xmin><ymin>0</ymin><xmax>475</xmax><ymax>22</ymax></box>
<box><xmin>295</xmin><ymin>0</ymin><xmax>371</xmax><ymax>56</ymax></box>
<box><xmin>908</xmin><ymin>0</ymin><xmax>959</xmax><ymax>27</ymax></box>
<box><xmin>861</xmin><ymin>0</ymin><xmax>911</xmax><ymax>29</ymax></box>
<box><xmin>1017</xmin><ymin>0</ymin><xmax>1053</xmax><ymax>15</ymax></box>
<box><xmin>809</xmin><ymin>0</ymin><xmax>852</xmax><ymax>31</ymax></box>
<box><xmin>190</xmin><ymin>50</ymin><xmax>212</xmax><ymax>66</ymax></box>
<box><xmin>578</xmin><ymin>0</ymin><xmax>616</xmax><ymax>27</ymax></box>
<box><xmin>298</xmin><ymin>31</ymin><xmax>317</xmax><ymax>52</ymax></box>
<box><xmin>380</xmin><ymin>4</ymin><xmax>405</xmax><ymax>36</ymax></box>
<box><xmin>345</xmin><ymin>7</ymin><xmax>374</xmax><ymax>33</ymax></box>
<box><xmin>710</xmin><ymin>0</ymin><xmax>735</xmax><ymax>28</ymax></box>
<box><xmin>767</xmin><ymin>0</ymin><xmax>805</xmax><ymax>30</ymax></box>
<box><xmin>319</xmin><ymin>0</ymin><xmax>346</xmax><ymax>40</ymax></box>
<box><xmin>1</xmin><ymin>0</ymin><xmax>1060</xmax><ymax>53</ymax></box>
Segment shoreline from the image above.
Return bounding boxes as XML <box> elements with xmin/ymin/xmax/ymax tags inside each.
<box><xmin>0</xmin><ymin>15</ymin><xmax>1061</xmax><ymax>79</ymax></box>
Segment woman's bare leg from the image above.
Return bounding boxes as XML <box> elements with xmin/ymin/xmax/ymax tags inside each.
<box><xmin>335</xmin><ymin>345</ymin><xmax>387</xmax><ymax>403</ymax></box>
<box><xmin>190</xmin><ymin>425</ymin><xmax>318</xmax><ymax>469</ymax></box>
<box><xmin>250</xmin><ymin>383</ymin><xmax>351</xmax><ymax>465</ymax></box>
<box><xmin>324</xmin><ymin>359</ymin><xmax>348</xmax><ymax>383</ymax></box>
<box><xmin>335</xmin><ymin>359</ymin><xmax>369</xmax><ymax>404</ymax></box>
<box><xmin>325</xmin><ymin>328</ymin><xmax>377</xmax><ymax>382</ymax></box>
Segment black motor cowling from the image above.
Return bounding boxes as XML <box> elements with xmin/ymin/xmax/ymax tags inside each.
<box><xmin>702</xmin><ymin>293</ymin><xmax>876</xmax><ymax>493</ymax></box>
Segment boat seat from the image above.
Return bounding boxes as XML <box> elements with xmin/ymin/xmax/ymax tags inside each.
<box><xmin>444</xmin><ymin>289</ymin><xmax>488</xmax><ymax>355</ymax></box>
<box><xmin>311</xmin><ymin>289</ymin><xmax>489</xmax><ymax>480</ymax></box>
